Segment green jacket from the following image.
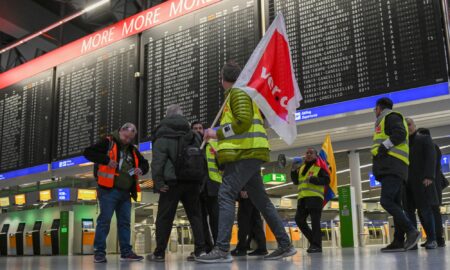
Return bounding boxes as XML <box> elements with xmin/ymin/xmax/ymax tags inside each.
<box><xmin>151</xmin><ymin>114</ymin><xmax>198</xmax><ymax>192</ymax></box>
<box><xmin>216</xmin><ymin>88</ymin><xmax>270</xmax><ymax>165</ymax></box>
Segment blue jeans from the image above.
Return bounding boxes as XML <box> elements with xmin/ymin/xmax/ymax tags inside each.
<box><xmin>216</xmin><ymin>159</ymin><xmax>291</xmax><ymax>251</ymax></box>
<box><xmin>94</xmin><ymin>187</ymin><xmax>132</xmax><ymax>256</ymax></box>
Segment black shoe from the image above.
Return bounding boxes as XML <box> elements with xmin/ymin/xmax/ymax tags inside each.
<box><xmin>94</xmin><ymin>253</ymin><xmax>107</xmax><ymax>263</ymax></box>
<box><xmin>230</xmin><ymin>249</ymin><xmax>247</xmax><ymax>257</ymax></box>
<box><xmin>248</xmin><ymin>249</ymin><xmax>269</xmax><ymax>256</ymax></box>
<box><xmin>187</xmin><ymin>252</ymin><xmax>195</xmax><ymax>261</ymax></box>
<box><xmin>437</xmin><ymin>241</ymin><xmax>446</xmax><ymax>248</ymax></box>
<box><xmin>425</xmin><ymin>241</ymin><xmax>438</xmax><ymax>250</ymax></box>
<box><xmin>120</xmin><ymin>252</ymin><xmax>144</xmax><ymax>262</ymax></box>
<box><xmin>306</xmin><ymin>247</ymin><xmax>322</xmax><ymax>254</ymax></box>
<box><xmin>420</xmin><ymin>241</ymin><xmax>428</xmax><ymax>248</ymax></box>
<box><xmin>146</xmin><ymin>253</ymin><xmax>165</xmax><ymax>262</ymax></box>
<box><xmin>380</xmin><ymin>242</ymin><xmax>405</xmax><ymax>253</ymax></box>
<box><xmin>264</xmin><ymin>245</ymin><xmax>297</xmax><ymax>260</ymax></box>
<box><xmin>405</xmin><ymin>230</ymin><xmax>421</xmax><ymax>251</ymax></box>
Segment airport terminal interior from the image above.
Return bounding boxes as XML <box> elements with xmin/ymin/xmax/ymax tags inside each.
<box><xmin>1</xmin><ymin>0</ymin><xmax>450</xmax><ymax>269</ymax></box>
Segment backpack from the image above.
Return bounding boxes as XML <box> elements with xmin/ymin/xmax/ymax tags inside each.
<box><xmin>173</xmin><ymin>131</ymin><xmax>207</xmax><ymax>182</ymax></box>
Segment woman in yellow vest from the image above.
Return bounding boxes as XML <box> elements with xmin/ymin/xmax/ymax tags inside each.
<box><xmin>291</xmin><ymin>148</ymin><xmax>330</xmax><ymax>253</ymax></box>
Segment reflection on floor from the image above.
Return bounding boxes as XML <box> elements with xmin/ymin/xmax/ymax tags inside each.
<box><xmin>0</xmin><ymin>246</ymin><xmax>449</xmax><ymax>270</ymax></box>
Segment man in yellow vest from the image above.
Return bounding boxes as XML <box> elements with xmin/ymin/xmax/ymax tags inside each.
<box><xmin>291</xmin><ymin>147</ymin><xmax>330</xmax><ymax>253</ymax></box>
<box><xmin>196</xmin><ymin>61</ymin><xmax>296</xmax><ymax>263</ymax></box>
<box><xmin>190</xmin><ymin>121</ymin><xmax>221</xmax><ymax>256</ymax></box>
<box><xmin>372</xmin><ymin>97</ymin><xmax>420</xmax><ymax>252</ymax></box>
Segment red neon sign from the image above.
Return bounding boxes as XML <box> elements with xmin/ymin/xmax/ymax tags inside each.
<box><xmin>0</xmin><ymin>0</ymin><xmax>221</xmax><ymax>90</ymax></box>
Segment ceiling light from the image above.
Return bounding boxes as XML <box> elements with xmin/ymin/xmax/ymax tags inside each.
<box><xmin>265</xmin><ymin>183</ymin><xmax>292</xmax><ymax>191</ymax></box>
<box><xmin>282</xmin><ymin>193</ymin><xmax>297</xmax><ymax>199</ymax></box>
<box><xmin>363</xmin><ymin>196</ymin><xmax>380</xmax><ymax>201</ymax></box>
<box><xmin>0</xmin><ymin>0</ymin><xmax>110</xmax><ymax>55</ymax></box>
<box><xmin>440</xmin><ymin>144</ymin><xmax>450</xmax><ymax>150</ymax></box>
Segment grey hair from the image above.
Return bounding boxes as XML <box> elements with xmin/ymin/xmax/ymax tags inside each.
<box><xmin>120</xmin><ymin>122</ymin><xmax>137</xmax><ymax>134</ymax></box>
<box><xmin>405</xmin><ymin>117</ymin><xmax>415</xmax><ymax>124</ymax></box>
<box><xmin>166</xmin><ymin>104</ymin><xmax>183</xmax><ymax>117</ymax></box>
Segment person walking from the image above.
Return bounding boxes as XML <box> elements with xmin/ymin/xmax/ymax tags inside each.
<box><xmin>371</xmin><ymin>98</ymin><xmax>420</xmax><ymax>252</ymax></box>
<box><xmin>402</xmin><ymin>119</ymin><xmax>438</xmax><ymax>249</ymax></box>
<box><xmin>291</xmin><ymin>147</ymin><xmax>330</xmax><ymax>253</ymax></box>
<box><xmin>196</xmin><ymin>60</ymin><xmax>296</xmax><ymax>263</ymax></box>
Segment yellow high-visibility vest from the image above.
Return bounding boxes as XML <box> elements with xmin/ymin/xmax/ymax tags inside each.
<box><xmin>205</xmin><ymin>140</ymin><xmax>222</xmax><ymax>183</ymax></box>
<box><xmin>217</xmin><ymin>91</ymin><xmax>269</xmax><ymax>152</ymax></box>
<box><xmin>371</xmin><ymin>111</ymin><xmax>409</xmax><ymax>165</ymax></box>
<box><xmin>297</xmin><ymin>164</ymin><xmax>324</xmax><ymax>200</ymax></box>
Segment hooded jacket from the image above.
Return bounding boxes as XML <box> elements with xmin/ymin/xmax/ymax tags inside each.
<box><xmin>151</xmin><ymin>114</ymin><xmax>201</xmax><ymax>192</ymax></box>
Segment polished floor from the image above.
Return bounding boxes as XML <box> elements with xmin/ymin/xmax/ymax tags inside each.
<box><xmin>0</xmin><ymin>246</ymin><xmax>449</xmax><ymax>270</ymax></box>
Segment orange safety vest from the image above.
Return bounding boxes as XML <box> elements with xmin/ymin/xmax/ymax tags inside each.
<box><xmin>97</xmin><ymin>137</ymin><xmax>141</xmax><ymax>192</ymax></box>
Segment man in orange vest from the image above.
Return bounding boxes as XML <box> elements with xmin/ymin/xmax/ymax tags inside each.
<box><xmin>84</xmin><ymin>123</ymin><xmax>149</xmax><ymax>263</ymax></box>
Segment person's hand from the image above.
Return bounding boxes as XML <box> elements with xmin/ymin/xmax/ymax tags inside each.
<box><xmin>240</xmin><ymin>191</ymin><xmax>248</xmax><ymax>199</ymax></box>
<box><xmin>108</xmin><ymin>159</ymin><xmax>118</xmax><ymax>168</ymax></box>
<box><xmin>377</xmin><ymin>144</ymin><xmax>389</xmax><ymax>157</ymax></box>
<box><xmin>159</xmin><ymin>185</ymin><xmax>169</xmax><ymax>193</ymax></box>
<box><xmin>203</xmin><ymin>128</ymin><xmax>217</xmax><ymax>141</ymax></box>
<box><xmin>291</xmin><ymin>162</ymin><xmax>302</xmax><ymax>172</ymax></box>
<box><xmin>423</xmin><ymin>178</ymin><xmax>433</xmax><ymax>187</ymax></box>
<box><xmin>134</xmin><ymin>168</ymin><xmax>143</xmax><ymax>176</ymax></box>
<box><xmin>309</xmin><ymin>177</ymin><xmax>319</xmax><ymax>185</ymax></box>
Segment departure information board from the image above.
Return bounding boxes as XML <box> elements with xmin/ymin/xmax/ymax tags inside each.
<box><xmin>54</xmin><ymin>36</ymin><xmax>138</xmax><ymax>160</ymax></box>
<box><xmin>0</xmin><ymin>70</ymin><xmax>53</xmax><ymax>172</ymax></box>
<box><xmin>265</xmin><ymin>0</ymin><xmax>448</xmax><ymax>108</ymax></box>
<box><xmin>141</xmin><ymin>0</ymin><xmax>260</xmax><ymax>140</ymax></box>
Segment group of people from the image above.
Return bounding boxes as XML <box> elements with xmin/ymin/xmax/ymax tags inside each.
<box><xmin>373</xmin><ymin>98</ymin><xmax>448</xmax><ymax>252</ymax></box>
<box><xmin>82</xmin><ymin>61</ymin><xmax>448</xmax><ymax>264</ymax></box>
<box><xmin>84</xmin><ymin>61</ymin><xmax>296</xmax><ymax>264</ymax></box>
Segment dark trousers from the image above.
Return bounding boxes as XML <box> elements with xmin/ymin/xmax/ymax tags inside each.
<box><xmin>405</xmin><ymin>207</ymin><xmax>436</xmax><ymax>242</ymax></box>
<box><xmin>94</xmin><ymin>188</ymin><xmax>132</xmax><ymax>256</ymax></box>
<box><xmin>295</xmin><ymin>199</ymin><xmax>323</xmax><ymax>248</ymax></box>
<box><xmin>200</xmin><ymin>195</ymin><xmax>219</xmax><ymax>252</ymax></box>
<box><xmin>154</xmin><ymin>183</ymin><xmax>205</xmax><ymax>256</ymax></box>
<box><xmin>216</xmin><ymin>159</ymin><xmax>291</xmax><ymax>251</ymax></box>
<box><xmin>236</xmin><ymin>198</ymin><xmax>267</xmax><ymax>251</ymax></box>
<box><xmin>432</xmin><ymin>205</ymin><xmax>445</xmax><ymax>244</ymax></box>
<box><xmin>379</xmin><ymin>177</ymin><xmax>415</xmax><ymax>241</ymax></box>
<box><xmin>399</xmin><ymin>186</ymin><xmax>437</xmax><ymax>243</ymax></box>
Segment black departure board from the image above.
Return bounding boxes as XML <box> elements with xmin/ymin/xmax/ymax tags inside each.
<box><xmin>141</xmin><ymin>0</ymin><xmax>260</xmax><ymax>140</ymax></box>
<box><xmin>0</xmin><ymin>70</ymin><xmax>53</xmax><ymax>172</ymax></box>
<box><xmin>54</xmin><ymin>36</ymin><xmax>138</xmax><ymax>160</ymax></box>
<box><xmin>265</xmin><ymin>0</ymin><xmax>448</xmax><ymax>108</ymax></box>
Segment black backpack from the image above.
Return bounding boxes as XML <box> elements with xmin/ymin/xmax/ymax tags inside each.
<box><xmin>173</xmin><ymin>131</ymin><xmax>207</xmax><ymax>182</ymax></box>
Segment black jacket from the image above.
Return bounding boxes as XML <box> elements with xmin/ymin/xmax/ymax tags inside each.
<box><xmin>201</xmin><ymin>173</ymin><xmax>221</xmax><ymax>197</ymax></box>
<box><xmin>83</xmin><ymin>132</ymin><xmax>150</xmax><ymax>200</ymax></box>
<box><xmin>151</xmin><ymin>115</ymin><xmax>202</xmax><ymax>192</ymax></box>
<box><xmin>433</xmin><ymin>144</ymin><xmax>448</xmax><ymax>204</ymax></box>
<box><xmin>404</xmin><ymin>133</ymin><xmax>438</xmax><ymax>208</ymax></box>
<box><xmin>372</xmin><ymin>111</ymin><xmax>409</xmax><ymax>181</ymax></box>
<box><xmin>291</xmin><ymin>160</ymin><xmax>330</xmax><ymax>208</ymax></box>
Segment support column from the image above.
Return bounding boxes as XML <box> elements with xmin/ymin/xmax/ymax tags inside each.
<box><xmin>348</xmin><ymin>150</ymin><xmax>365</xmax><ymax>247</ymax></box>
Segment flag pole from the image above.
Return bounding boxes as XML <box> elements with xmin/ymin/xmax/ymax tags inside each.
<box><xmin>200</xmin><ymin>94</ymin><xmax>230</xmax><ymax>149</ymax></box>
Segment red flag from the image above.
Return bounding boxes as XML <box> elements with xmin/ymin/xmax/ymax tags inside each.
<box><xmin>234</xmin><ymin>13</ymin><xmax>302</xmax><ymax>145</ymax></box>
